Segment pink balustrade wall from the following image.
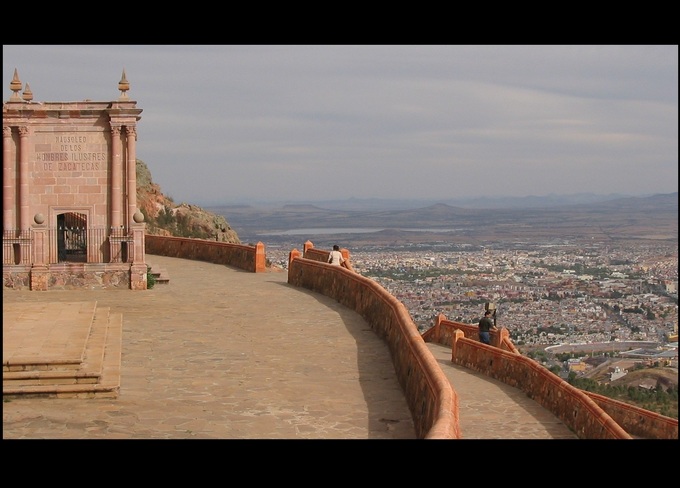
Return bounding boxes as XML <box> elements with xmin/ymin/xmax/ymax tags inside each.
<box><xmin>288</xmin><ymin>245</ymin><xmax>459</xmax><ymax>439</ymax></box>
<box><xmin>145</xmin><ymin>235</ymin><xmax>266</xmax><ymax>273</ymax></box>
<box><xmin>423</xmin><ymin>316</ymin><xmax>677</xmax><ymax>439</ymax></box>
<box><xmin>142</xmin><ymin>237</ymin><xmax>676</xmax><ymax>439</ymax></box>
<box><xmin>583</xmin><ymin>391</ymin><xmax>678</xmax><ymax>439</ymax></box>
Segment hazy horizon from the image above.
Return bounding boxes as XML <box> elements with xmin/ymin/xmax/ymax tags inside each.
<box><xmin>203</xmin><ymin>190</ymin><xmax>677</xmax><ymax>210</ymax></box>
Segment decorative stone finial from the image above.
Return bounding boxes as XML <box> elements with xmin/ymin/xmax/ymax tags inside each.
<box><xmin>133</xmin><ymin>209</ymin><xmax>144</xmax><ymax>223</ymax></box>
<box><xmin>118</xmin><ymin>69</ymin><xmax>130</xmax><ymax>99</ymax></box>
<box><xmin>34</xmin><ymin>213</ymin><xmax>45</xmax><ymax>225</ymax></box>
<box><xmin>10</xmin><ymin>68</ymin><xmax>22</xmax><ymax>101</ymax></box>
<box><xmin>22</xmin><ymin>82</ymin><xmax>33</xmax><ymax>102</ymax></box>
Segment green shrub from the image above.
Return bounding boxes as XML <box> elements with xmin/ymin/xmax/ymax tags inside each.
<box><xmin>146</xmin><ymin>265</ymin><xmax>156</xmax><ymax>289</ymax></box>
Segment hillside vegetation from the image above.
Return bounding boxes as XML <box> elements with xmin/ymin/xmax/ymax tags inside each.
<box><xmin>136</xmin><ymin>159</ymin><xmax>240</xmax><ymax>243</ymax></box>
<box><xmin>571</xmin><ymin>366</ymin><xmax>678</xmax><ymax>419</ymax></box>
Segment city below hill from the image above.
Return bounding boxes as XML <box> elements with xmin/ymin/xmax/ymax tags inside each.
<box><xmin>207</xmin><ymin>192</ymin><xmax>678</xmax><ymax>246</ymax></box>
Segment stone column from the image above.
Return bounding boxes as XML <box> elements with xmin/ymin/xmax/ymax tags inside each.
<box><xmin>110</xmin><ymin>125</ymin><xmax>123</xmax><ymax>262</ymax></box>
<box><xmin>18</xmin><ymin>126</ymin><xmax>29</xmax><ymax>231</ymax></box>
<box><xmin>126</xmin><ymin>126</ymin><xmax>137</xmax><ymax>229</ymax></box>
<box><xmin>110</xmin><ymin>125</ymin><xmax>122</xmax><ymax>228</ymax></box>
<box><xmin>3</xmin><ymin>126</ymin><xmax>13</xmax><ymax>230</ymax></box>
<box><xmin>17</xmin><ymin>126</ymin><xmax>31</xmax><ymax>265</ymax></box>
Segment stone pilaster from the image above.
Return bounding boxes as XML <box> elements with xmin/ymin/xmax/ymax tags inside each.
<box><xmin>130</xmin><ymin>220</ymin><xmax>145</xmax><ymax>265</ymax></box>
<box><xmin>130</xmin><ymin>219</ymin><xmax>146</xmax><ymax>289</ymax></box>
<box><xmin>30</xmin><ymin>214</ymin><xmax>49</xmax><ymax>290</ymax></box>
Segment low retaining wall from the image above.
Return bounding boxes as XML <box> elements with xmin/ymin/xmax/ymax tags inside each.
<box><xmin>287</xmin><ymin>248</ymin><xmax>459</xmax><ymax>439</ymax></box>
<box><xmin>145</xmin><ymin>235</ymin><xmax>266</xmax><ymax>273</ymax></box>
<box><xmin>3</xmin><ymin>262</ymin><xmax>141</xmax><ymax>291</ymax></box>
<box><xmin>2</xmin><ymin>265</ymin><xmax>30</xmax><ymax>289</ymax></box>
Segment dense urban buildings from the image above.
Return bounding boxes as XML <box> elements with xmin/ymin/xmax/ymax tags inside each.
<box><xmin>265</xmin><ymin>238</ymin><xmax>678</xmax><ymax>354</ymax></box>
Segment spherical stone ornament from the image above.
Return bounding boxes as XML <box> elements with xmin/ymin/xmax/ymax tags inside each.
<box><xmin>133</xmin><ymin>210</ymin><xmax>144</xmax><ymax>223</ymax></box>
<box><xmin>34</xmin><ymin>213</ymin><xmax>45</xmax><ymax>225</ymax></box>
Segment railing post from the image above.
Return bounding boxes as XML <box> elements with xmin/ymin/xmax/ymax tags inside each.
<box><xmin>434</xmin><ymin>313</ymin><xmax>446</xmax><ymax>343</ymax></box>
<box><xmin>255</xmin><ymin>241</ymin><xmax>266</xmax><ymax>272</ymax></box>
<box><xmin>340</xmin><ymin>248</ymin><xmax>355</xmax><ymax>271</ymax></box>
<box><xmin>289</xmin><ymin>248</ymin><xmax>301</xmax><ymax>269</ymax></box>
<box><xmin>451</xmin><ymin>329</ymin><xmax>465</xmax><ymax>362</ymax></box>
<box><xmin>303</xmin><ymin>240</ymin><xmax>314</xmax><ymax>256</ymax></box>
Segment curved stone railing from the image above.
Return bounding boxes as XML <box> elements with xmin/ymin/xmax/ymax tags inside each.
<box><xmin>423</xmin><ymin>315</ymin><xmax>680</xmax><ymax>439</ymax></box>
<box><xmin>583</xmin><ymin>391</ymin><xmax>678</xmax><ymax>440</ymax></box>
<box><xmin>287</xmin><ymin>247</ymin><xmax>459</xmax><ymax>439</ymax></box>
<box><xmin>140</xmin><ymin>237</ymin><xmax>676</xmax><ymax>439</ymax></box>
<box><xmin>145</xmin><ymin>235</ymin><xmax>266</xmax><ymax>273</ymax></box>
<box><xmin>448</xmin><ymin>329</ymin><xmax>631</xmax><ymax>439</ymax></box>
<box><xmin>422</xmin><ymin>314</ymin><xmax>519</xmax><ymax>353</ymax></box>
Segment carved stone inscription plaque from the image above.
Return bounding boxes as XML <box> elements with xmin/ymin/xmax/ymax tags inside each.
<box><xmin>33</xmin><ymin>132</ymin><xmax>108</xmax><ymax>172</ymax></box>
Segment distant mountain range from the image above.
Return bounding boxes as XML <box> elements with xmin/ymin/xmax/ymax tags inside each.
<box><xmin>211</xmin><ymin>192</ymin><xmax>651</xmax><ymax>211</ymax></box>
<box><xmin>208</xmin><ymin>192</ymin><xmax>678</xmax><ymax>245</ymax></box>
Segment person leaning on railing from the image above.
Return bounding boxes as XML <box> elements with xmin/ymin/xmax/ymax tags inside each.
<box><xmin>478</xmin><ymin>310</ymin><xmax>497</xmax><ymax>345</ymax></box>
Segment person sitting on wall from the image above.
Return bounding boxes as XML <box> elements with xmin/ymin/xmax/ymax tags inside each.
<box><xmin>328</xmin><ymin>245</ymin><xmax>345</xmax><ymax>266</ymax></box>
<box><xmin>328</xmin><ymin>244</ymin><xmax>354</xmax><ymax>271</ymax></box>
<box><xmin>478</xmin><ymin>310</ymin><xmax>497</xmax><ymax>345</ymax></box>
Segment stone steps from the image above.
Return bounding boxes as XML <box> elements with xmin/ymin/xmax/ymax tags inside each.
<box><xmin>148</xmin><ymin>265</ymin><xmax>169</xmax><ymax>284</ymax></box>
<box><xmin>3</xmin><ymin>305</ymin><xmax>122</xmax><ymax>399</ymax></box>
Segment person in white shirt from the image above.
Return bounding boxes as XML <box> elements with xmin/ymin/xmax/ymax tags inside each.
<box><xmin>328</xmin><ymin>245</ymin><xmax>345</xmax><ymax>266</ymax></box>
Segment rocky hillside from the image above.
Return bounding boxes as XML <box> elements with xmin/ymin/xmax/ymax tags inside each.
<box><xmin>136</xmin><ymin>159</ymin><xmax>240</xmax><ymax>243</ymax></box>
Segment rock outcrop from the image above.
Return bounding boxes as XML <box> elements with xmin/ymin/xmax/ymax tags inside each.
<box><xmin>136</xmin><ymin>159</ymin><xmax>240</xmax><ymax>243</ymax></box>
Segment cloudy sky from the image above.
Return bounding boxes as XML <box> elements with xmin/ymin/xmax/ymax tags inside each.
<box><xmin>3</xmin><ymin>45</ymin><xmax>677</xmax><ymax>206</ymax></box>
